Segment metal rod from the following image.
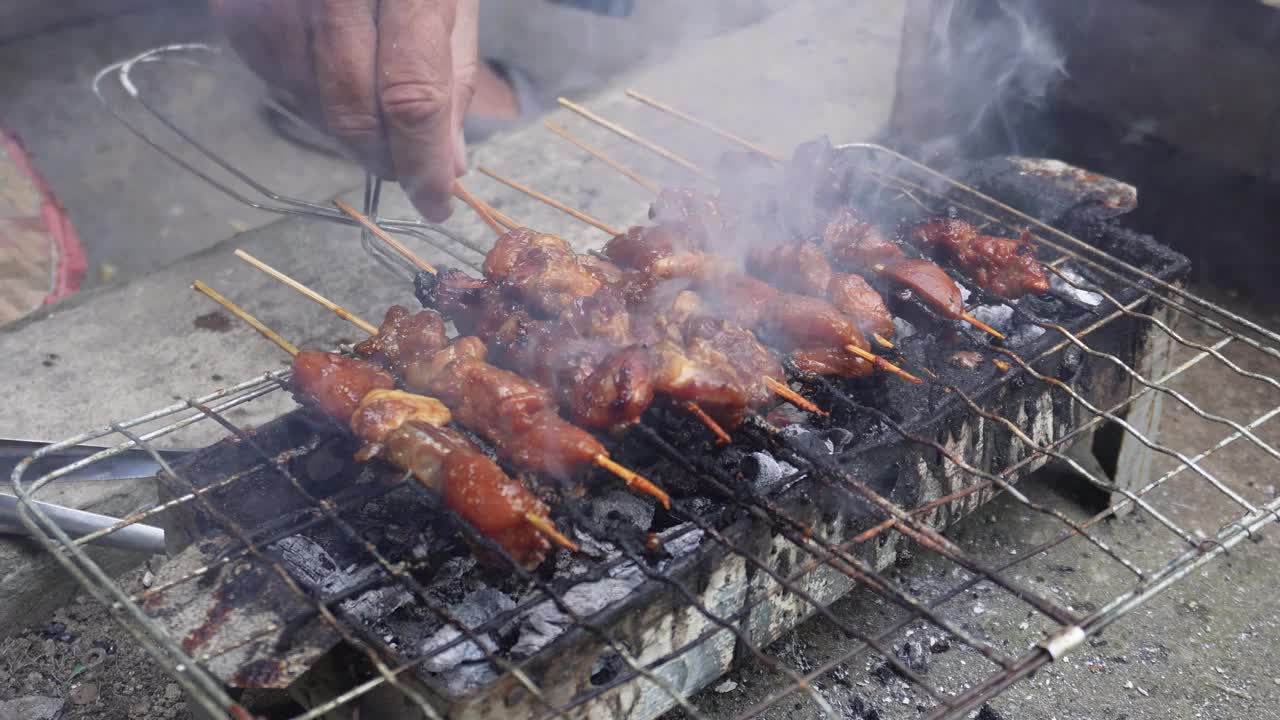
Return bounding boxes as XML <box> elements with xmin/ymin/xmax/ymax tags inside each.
<box><xmin>0</xmin><ymin>494</ymin><xmax>164</xmax><ymax>553</ymax></box>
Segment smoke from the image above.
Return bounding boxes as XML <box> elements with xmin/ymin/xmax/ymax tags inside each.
<box><xmin>899</xmin><ymin>0</ymin><xmax>1070</xmax><ymax>161</ymax></box>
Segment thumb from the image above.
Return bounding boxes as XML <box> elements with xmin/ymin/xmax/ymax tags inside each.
<box><xmin>449</xmin><ymin>0</ymin><xmax>480</xmax><ymax>177</ymax></box>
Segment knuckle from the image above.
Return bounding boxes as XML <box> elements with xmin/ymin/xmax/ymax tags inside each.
<box><xmin>326</xmin><ymin>110</ymin><xmax>381</xmax><ymax>141</ymax></box>
<box><xmin>380</xmin><ymin>81</ymin><xmax>450</xmax><ymax>129</ymax></box>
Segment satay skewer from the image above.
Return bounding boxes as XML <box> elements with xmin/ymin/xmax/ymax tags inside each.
<box><xmin>563</xmin><ymin>97</ymin><xmax>1005</xmax><ymax>342</ymax></box>
<box><xmin>453</xmin><ymin>187</ymin><xmax>741</xmax><ymax>441</ymax></box>
<box><xmin>556</xmin><ymin>97</ymin><xmax>714</xmax><ymax>181</ymax></box>
<box><xmin>334</xmin><ymin>199</ymin><xmax>436</xmax><ymax>274</ymax></box>
<box><xmin>545</xmin><ymin>120</ymin><xmax>661</xmax><ymax>194</ymax></box>
<box><xmin>474</xmin><ymin>166</ymin><xmax>921</xmax><ymax>385</ymax></box>
<box><xmin>623</xmin><ymin>89</ymin><xmax>783</xmax><ymax>162</ymax></box>
<box><xmin>233</xmin><ymin>245</ymin><xmax>671</xmax><ymax>509</ymax></box>
<box><xmin>189</xmin><ymin>280</ymin><xmax>578</xmax><ymax>553</ymax></box>
<box><xmin>541</xmin><ymin>124</ymin><xmax>899</xmax><ymax>352</ymax></box>
<box><xmin>451</xmin><ymin>192</ymin><xmax>827</xmax><ymax>422</ymax></box>
<box><xmin>342</xmin><ymin>189</ymin><xmax>726</xmax><ymax>464</ymax></box>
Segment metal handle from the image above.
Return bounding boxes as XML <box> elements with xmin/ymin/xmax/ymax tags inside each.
<box><xmin>1</xmin><ymin>493</ymin><xmax>165</xmax><ymax>555</ymax></box>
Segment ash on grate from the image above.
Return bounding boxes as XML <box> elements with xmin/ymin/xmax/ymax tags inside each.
<box><xmin>1049</xmin><ymin>266</ymin><xmax>1105</xmax><ymax>307</ymax></box>
<box><xmin>273</xmin><ymin>536</ymin><xmax>412</xmax><ymax>624</ymax></box>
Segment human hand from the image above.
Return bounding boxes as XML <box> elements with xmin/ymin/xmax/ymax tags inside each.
<box><xmin>210</xmin><ymin>0</ymin><xmax>479</xmax><ymax>221</ymax></box>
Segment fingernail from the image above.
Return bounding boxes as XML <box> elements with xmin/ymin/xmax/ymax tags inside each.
<box><xmin>416</xmin><ymin>191</ymin><xmax>452</xmax><ymax>222</ymax></box>
<box><xmin>453</xmin><ymin>129</ymin><xmax>467</xmax><ymax>177</ymax></box>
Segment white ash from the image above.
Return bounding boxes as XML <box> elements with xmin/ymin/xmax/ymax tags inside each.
<box><xmin>586</xmin><ymin>490</ymin><xmax>656</xmax><ymax>533</ymax></box>
<box><xmin>274</xmin><ymin>535</ymin><xmax>411</xmax><ymax>622</ymax></box>
<box><xmin>968</xmin><ymin>304</ymin><xmax>1014</xmax><ymax>333</ymax></box>
<box><xmin>1049</xmin><ymin>266</ymin><xmax>1104</xmax><ymax>307</ymax></box>
<box><xmin>437</xmin><ymin>661</ymin><xmax>499</xmax><ymax>697</ymax></box>
<box><xmin>570</xmin><ymin>528</ymin><xmax>622</xmax><ymax>562</ymax></box>
<box><xmin>611</xmin><ymin>528</ymin><xmax>705</xmax><ymax>581</ymax></box>
<box><xmin>510</xmin><ymin>578</ymin><xmax>640</xmax><ymax>657</ymax></box>
<box><xmin>506</xmin><ymin>526</ymin><xmax>705</xmax><ymax>659</ymax></box>
<box><xmin>273</xmin><ymin>536</ymin><xmax>339</xmax><ymax>586</ymax></box>
<box><xmin>420</xmin><ymin>588</ymin><xmax>515</xmax><ymax>672</ymax></box>
<box><xmin>743</xmin><ymin>451</ymin><xmax>799</xmax><ymax>494</ymax></box>
<box><xmin>892</xmin><ymin>317</ymin><xmax>918</xmax><ymax>340</ymax></box>
<box><xmin>780</xmin><ymin>423</ymin><xmax>835</xmax><ymax>454</ymax></box>
<box><xmin>1007</xmin><ymin>322</ymin><xmax>1046</xmax><ymax>347</ymax></box>
<box><xmin>653</xmin><ymin>528</ymin><xmax>704</xmax><ymax>562</ymax></box>
<box><xmin>957</xmin><ymin>282</ymin><xmax>973</xmax><ymax>303</ymax></box>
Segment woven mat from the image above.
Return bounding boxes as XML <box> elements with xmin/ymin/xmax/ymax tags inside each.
<box><xmin>0</xmin><ymin>129</ymin><xmax>85</xmax><ymax>327</ymax></box>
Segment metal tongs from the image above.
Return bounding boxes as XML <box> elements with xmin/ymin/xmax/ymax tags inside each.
<box><xmin>3</xmin><ymin>438</ymin><xmax>175</xmax><ymax>554</ymax></box>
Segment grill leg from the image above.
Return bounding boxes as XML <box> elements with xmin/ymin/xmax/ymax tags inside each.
<box><xmin>1108</xmin><ymin>301</ymin><xmax>1175</xmax><ymax>517</ymax></box>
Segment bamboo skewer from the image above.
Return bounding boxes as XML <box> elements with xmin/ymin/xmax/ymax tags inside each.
<box><xmin>623</xmin><ymin>90</ymin><xmax>783</xmax><ymax>162</ymax></box>
<box><xmin>473</xmin><ymin>166</ymin><xmax>919</xmax><ymax>387</ymax></box>
<box><xmin>452</xmin><ymin>183</ymin><xmax>505</xmax><ymax>235</ymax></box>
<box><xmin>545</xmin><ymin>120</ymin><xmax>661</xmax><ymax>194</ymax></box>
<box><xmin>294</xmin><ymin>204</ymin><xmax>675</xmax><ymax>507</ymax></box>
<box><xmin>477</xmin><ymin>167</ymin><xmax>621</xmax><ymax>236</ymax></box>
<box><xmin>556</xmin><ymin>97</ymin><xmax>714</xmax><ymax>181</ymax></box>
<box><xmin>682</xmin><ymin>401</ymin><xmax>732</xmax><ymax>444</ymax></box>
<box><xmin>581</xmin><ymin>90</ymin><xmax>1008</xmax><ymax>343</ymax></box>
<box><xmin>191</xmin><ymin>279</ymin><xmax>579</xmax><ymax>552</ymax></box>
<box><xmin>334</xmin><ymin>199</ymin><xmax>437</xmax><ymax>274</ymax></box>
<box><xmin>960</xmin><ymin>314</ymin><xmax>1006</xmax><ymax>341</ymax></box>
<box><xmin>763</xmin><ymin>378</ymin><xmax>827</xmax><ymax>417</ymax></box>
<box><xmin>233</xmin><ymin>250</ymin><xmax>379</xmax><ymax>335</ymax></box>
<box><xmin>192</xmin><ymin>281</ymin><xmax>299</xmax><ymax>356</ymax></box>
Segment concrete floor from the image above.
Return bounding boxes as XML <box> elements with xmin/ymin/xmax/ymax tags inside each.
<box><xmin>2</xmin><ymin>2</ymin><xmax>1279</xmax><ymax>719</ymax></box>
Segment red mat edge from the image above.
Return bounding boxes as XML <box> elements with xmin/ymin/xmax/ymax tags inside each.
<box><xmin>1</xmin><ymin>128</ymin><xmax>88</xmax><ymax>304</ymax></box>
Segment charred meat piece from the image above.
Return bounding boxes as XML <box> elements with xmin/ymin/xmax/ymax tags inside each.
<box><xmin>377</xmin><ymin>421</ymin><xmax>550</xmax><ymax>569</ymax></box>
<box><xmin>604</xmin><ymin>223</ymin><xmax>702</xmax><ymax>273</ymax></box>
<box><xmin>354</xmin><ymin>306</ymin><xmax>449</xmax><ymax>367</ymax></box>
<box><xmin>745</xmin><ymin>240</ymin><xmax>833</xmax><ymax>298</ymax></box>
<box><xmin>291</xmin><ymin>351</ymin><xmax>397</xmax><ymax>424</ymax></box>
<box><xmin>788</xmin><ymin>347</ymin><xmax>874</xmax><ymax>378</ymax></box>
<box><xmin>759</xmin><ymin>293</ymin><xmax>870</xmax><ymax>352</ymax></box>
<box><xmin>570</xmin><ymin>345</ymin><xmax>656</xmax><ymax>429</ymax></box>
<box><xmin>696</xmin><ymin>272</ymin><xmax>780</xmax><ymax>328</ymax></box>
<box><xmin>349</xmin><ymin>389</ymin><xmax>452</xmax><ymax>444</ymax></box>
<box><xmin>827</xmin><ymin>272</ymin><xmax>895</xmax><ymax>339</ymax></box>
<box><xmin>419</xmin><ymin>351</ymin><xmax>608</xmax><ymax>480</ymax></box>
<box><xmin>905</xmin><ymin>218</ymin><xmax>1050</xmax><ymax>298</ymax></box>
<box><xmin>822</xmin><ymin>207</ymin><xmax>906</xmax><ymax>270</ymax></box>
<box><xmin>650</xmin><ymin>340</ymin><xmax>751</xmax><ymax>426</ymax></box>
<box><xmin>483</xmin><ymin>227</ymin><xmax>602</xmax><ymax>315</ymax></box>
<box><xmin>577</xmin><ymin>253</ymin><xmax>628</xmax><ymax>287</ymax></box>
<box><xmin>682</xmin><ymin>317</ymin><xmax>782</xmax><ymax>408</ymax></box>
<box><xmin>425</xmin><ymin>268</ymin><xmax>492</xmax><ymax>331</ymax></box>
<box><xmin>650</xmin><ymin>187</ymin><xmax>723</xmax><ymax>240</ymax></box>
<box><xmin>787</xmin><ymin>136</ymin><xmax>848</xmax><ymax>210</ymax></box>
<box><xmin>293</xmin><ymin>350</ymin><xmax>549</xmax><ymax>569</ymax></box>
<box><xmin>880</xmin><ymin>258</ymin><xmax>966</xmax><ymax>319</ymax></box>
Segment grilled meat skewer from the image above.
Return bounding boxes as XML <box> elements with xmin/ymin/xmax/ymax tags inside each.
<box><xmin>904</xmin><ymin>218</ymin><xmax>1050</xmax><ymax>299</ymax></box>
<box><xmin>192</xmin><ymin>281</ymin><xmax>563</xmax><ymax>568</ymax></box>
<box><xmin>353</xmin><ymin>305</ymin><xmax>670</xmax><ymax>506</ymax></box>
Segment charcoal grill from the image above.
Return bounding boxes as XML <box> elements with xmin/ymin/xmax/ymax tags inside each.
<box><xmin>12</xmin><ymin>45</ymin><xmax>1280</xmax><ymax>720</ymax></box>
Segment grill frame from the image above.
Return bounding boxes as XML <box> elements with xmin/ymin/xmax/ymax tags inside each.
<box><xmin>12</xmin><ymin>43</ymin><xmax>1280</xmax><ymax>720</ymax></box>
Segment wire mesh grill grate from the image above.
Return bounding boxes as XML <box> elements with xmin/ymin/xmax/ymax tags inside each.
<box><xmin>11</xmin><ymin>44</ymin><xmax>1280</xmax><ymax>720</ymax></box>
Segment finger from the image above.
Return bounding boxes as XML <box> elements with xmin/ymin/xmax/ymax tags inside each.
<box><xmin>378</xmin><ymin>0</ymin><xmax>459</xmax><ymax>221</ymax></box>
<box><xmin>449</xmin><ymin>0</ymin><xmax>480</xmax><ymax>177</ymax></box>
<box><xmin>307</xmin><ymin>0</ymin><xmax>390</xmax><ymax>176</ymax></box>
<box><xmin>211</xmin><ymin>0</ymin><xmax>318</xmax><ymax>119</ymax></box>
